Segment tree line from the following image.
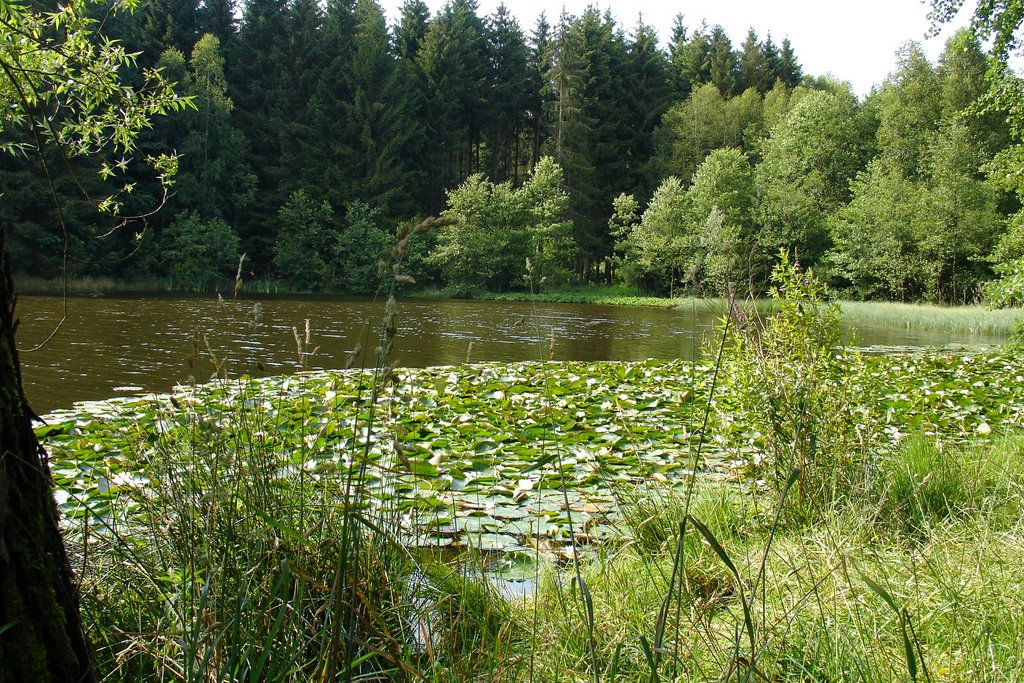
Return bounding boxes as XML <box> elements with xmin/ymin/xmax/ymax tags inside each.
<box><xmin>3</xmin><ymin>0</ymin><xmax>1022</xmax><ymax>304</ymax></box>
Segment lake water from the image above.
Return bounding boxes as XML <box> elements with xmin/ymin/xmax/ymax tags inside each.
<box><xmin>16</xmin><ymin>294</ymin><xmax>1005</xmax><ymax>414</ymax></box>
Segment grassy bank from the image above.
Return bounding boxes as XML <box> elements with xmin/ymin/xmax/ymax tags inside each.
<box><xmin>475</xmin><ymin>286</ymin><xmax>1024</xmax><ymax>336</ymax></box>
<box><xmin>838</xmin><ymin>299</ymin><xmax>1024</xmax><ymax>336</ymax></box>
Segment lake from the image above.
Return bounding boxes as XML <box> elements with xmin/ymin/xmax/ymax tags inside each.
<box><xmin>16</xmin><ymin>294</ymin><xmax>1005</xmax><ymax>414</ymax></box>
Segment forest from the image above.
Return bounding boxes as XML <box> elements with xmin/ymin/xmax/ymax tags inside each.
<box><xmin>3</xmin><ymin>0</ymin><xmax>1023</xmax><ymax>306</ymax></box>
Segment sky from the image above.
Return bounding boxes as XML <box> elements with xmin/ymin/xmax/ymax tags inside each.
<box><xmin>379</xmin><ymin>0</ymin><xmax>976</xmax><ymax>97</ymax></box>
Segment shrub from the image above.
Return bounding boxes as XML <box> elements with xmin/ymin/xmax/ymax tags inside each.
<box><xmin>722</xmin><ymin>251</ymin><xmax>870</xmax><ymax>517</ymax></box>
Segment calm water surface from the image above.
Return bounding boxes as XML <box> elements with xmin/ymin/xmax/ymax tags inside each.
<box><xmin>16</xmin><ymin>294</ymin><xmax>1004</xmax><ymax>414</ymax></box>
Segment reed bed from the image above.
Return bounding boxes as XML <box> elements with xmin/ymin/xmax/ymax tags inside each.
<box><xmin>839</xmin><ymin>300</ymin><xmax>1024</xmax><ymax>336</ymax></box>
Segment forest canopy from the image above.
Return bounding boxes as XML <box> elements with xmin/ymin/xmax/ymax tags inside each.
<box><xmin>3</xmin><ymin>0</ymin><xmax>1022</xmax><ymax>305</ymax></box>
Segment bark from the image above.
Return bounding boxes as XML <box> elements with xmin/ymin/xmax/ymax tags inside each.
<box><xmin>0</xmin><ymin>230</ymin><xmax>95</xmax><ymax>683</ymax></box>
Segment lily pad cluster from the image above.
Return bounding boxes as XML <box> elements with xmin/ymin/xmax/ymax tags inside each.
<box><xmin>38</xmin><ymin>352</ymin><xmax>1024</xmax><ymax>554</ymax></box>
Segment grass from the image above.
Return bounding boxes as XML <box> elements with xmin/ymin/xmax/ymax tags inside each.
<box><xmin>525</xmin><ymin>433</ymin><xmax>1024</xmax><ymax>681</ymax></box>
<box><xmin>839</xmin><ymin>300</ymin><xmax>1024</xmax><ymax>336</ymax></box>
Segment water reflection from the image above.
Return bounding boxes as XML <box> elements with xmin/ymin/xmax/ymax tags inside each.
<box><xmin>16</xmin><ymin>294</ymin><xmax>1002</xmax><ymax>414</ymax></box>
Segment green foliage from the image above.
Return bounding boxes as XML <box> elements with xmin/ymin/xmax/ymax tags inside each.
<box><xmin>272</xmin><ymin>190</ymin><xmax>338</xmax><ymax>291</ymax></box>
<box><xmin>722</xmin><ymin>252</ymin><xmax>868</xmax><ymax>515</ymax></box>
<box><xmin>686</xmin><ymin>147</ymin><xmax>759</xmax><ymax>294</ymax></box>
<box><xmin>829</xmin><ymin>118</ymin><xmax>1002</xmax><ymax>304</ymax></box>
<box><xmin>430</xmin><ymin>157</ymin><xmax>574</xmax><ymax>293</ymax></box>
<box><xmin>615</xmin><ymin>176</ymin><xmax>689</xmax><ymax>294</ymax></box>
<box><xmin>619</xmin><ymin>149</ymin><xmax>759</xmax><ymax>296</ymax></box>
<box><xmin>756</xmin><ymin>90</ymin><xmax>870</xmax><ymax>265</ymax></box>
<box><xmin>828</xmin><ymin>161</ymin><xmax>939</xmax><ymax>300</ymax></box>
<box><xmin>984</xmin><ymin>256</ymin><xmax>1024</xmax><ymax>308</ymax></box>
<box><xmin>162</xmin><ymin>211</ymin><xmax>240</xmax><ymax>290</ymax></box>
<box><xmin>334</xmin><ymin>200</ymin><xmax>390</xmax><ymax>295</ymax></box>
<box><xmin>170</xmin><ymin>34</ymin><xmax>256</xmax><ymax>223</ymax></box>
<box><xmin>519</xmin><ymin>156</ymin><xmax>575</xmax><ymax>286</ymax></box>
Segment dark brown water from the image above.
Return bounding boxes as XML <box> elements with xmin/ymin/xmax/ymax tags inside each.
<box><xmin>16</xmin><ymin>294</ymin><xmax>1005</xmax><ymax>415</ymax></box>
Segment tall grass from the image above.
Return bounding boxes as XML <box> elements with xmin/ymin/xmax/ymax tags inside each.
<box><xmin>839</xmin><ymin>300</ymin><xmax>1024</xmax><ymax>336</ymax></box>
<box><xmin>526</xmin><ymin>433</ymin><xmax>1024</xmax><ymax>681</ymax></box>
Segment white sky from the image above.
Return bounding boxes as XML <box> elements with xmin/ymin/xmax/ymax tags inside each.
<box><xmin>380</xmin><ymin>0</ymin><xmax>976</xmax><ymax>97</ymax></box>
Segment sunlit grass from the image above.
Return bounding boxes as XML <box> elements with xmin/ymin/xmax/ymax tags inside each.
<box><xmin>839</xmin><ymin>300</ymin><xmax>1024</xmax><ymax>336</ymax></box>
<box><xmin>526</xmin><ymin>434</ymin><xmax>1024</xmax><ymax>682</ymax></box>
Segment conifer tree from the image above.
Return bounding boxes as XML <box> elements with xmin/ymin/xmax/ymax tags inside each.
<box><xmin>484</xmin><ymin>5</ymin><xmax>531</xmax><ymax>183</ymax></box>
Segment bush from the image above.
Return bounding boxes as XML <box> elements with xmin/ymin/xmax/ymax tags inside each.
<box><xmin>721</xmin><ymin>251</ymin><xmax>870</xmax><ymax>517</ymax></box>
<box><xmin>273</xmin><ymin>190</ymin><xmax>337</xmax><ymax>291</ymax></box>
<box><xmin>335</xmin><ymin>201</ymin><xmax>390</xmax><ymax>295</ymax></box>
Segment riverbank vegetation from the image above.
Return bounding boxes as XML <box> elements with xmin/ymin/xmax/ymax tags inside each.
<box><xmin>38</xmin><ymin>259</ymin><xmax>1024</xmax><ymax>680</ymax></box>
<box><xmin>5</xmin><ymin>0</ymin><xmax>1024</xmax><ymax>309</ymax></box>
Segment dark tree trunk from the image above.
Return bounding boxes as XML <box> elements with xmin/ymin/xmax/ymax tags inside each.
<box><xmin>0</xmin><ymin>231</ymin><xmax>95</xmax><ymax>683</ymax></box>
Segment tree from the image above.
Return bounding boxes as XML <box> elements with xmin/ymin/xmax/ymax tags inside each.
<box><xmin>166</xmin><ymin>34</ymin><xmax>255</xmax><ymax>225</ymax></box>
<box><xmin>273</xmin><ymin>190</ymin><xmax>338</xmax><ymax>291</ymax></box>
<box><xmin>827</xmin><ymin>161</ymin><xmax>937</xmax><ymax>300</ymax></box>
<box><xmin>707</xmin><ymin>25</ymin><xmax>738</xmax><ymax>96</ymax></box>
<box><xmin>162</xmin><ymin>212</ymin><xmax>241</xmax><ymax>290</ymax></box>
<box><xmin>625</xmin><ymin>19</ymin><xmax>671</xmax><ymax>198</ymax></box>
<box><xmin>335</xmin><ymin>201</ymin><xmax>391</xmax><ymax>294</ymax></box>
<box><xmin>520</xmin><ymin>156</ymin><xmax>576</xmax><ymax>285</ymax></box>
<box><xmin>340</xmin><ymin>0</ymin><xmax>418</xmax><ymax>218</ymax></box>
<box><xmin>738</xmin><ymin>28</ymin><xmax>771</xmax><ymax>93</ymax></box>
<box><xmin>776</xmin><ymin>37</ymin><xmax>802</xmax><ymax>88</ymax></box>
<box><xmin>756</xmin><ymin>90</ymin><xmax>871</xmax><ymax>264</ymax></box>
<box><xmin>429</xmin><ymin>157</ymin><xmax>573</xmax><ymax>292</ymax></box>
<box><xmin>686</xmin><ymin>147</ymin><xmax>760</xmax><ymax>293</ymax></box>
<box><xmin>483</xmin><ymin>4</ymin><xmax>530</xmax><ymax>183</ymax></box>
<box><xmin>875</xmin><ymin>42</ymin><xmax>943</xmax><ymax>180</ymax></box>
<box><xmin>0</xmin><ymin>1</ymin><xmax>186</xmax><ymax>678</ymax></box>
<box><xmin>616</xmin><ymin>176</ymin><xmax>690</xmax><ymax>295</ymax></box>
<box><xmin>416</xmin><ymin>0</ymin><xmax>489</xmax><ymax>210</ymax></box>
<box><xmin>652</xmin><ymin>83</ymin><xmax>735</xmax><ymax>185</ymax></box>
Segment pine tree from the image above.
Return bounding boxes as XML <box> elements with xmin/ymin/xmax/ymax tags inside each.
<box><xmin>667</xmin><ymin>14</ymin><xmax>692</xmax><ymax>99</ymax></box>
<box><xmin>739</xmin><ymin>28</ymin><xmax>771</xmax><ymax>93</ymax></box>
<box><xmin>483</xmin><ymin>5</ymin><xmax>530</xmax><ymax>183</ymax></box>
<box><xmin>526</xmin><ymin>13</ymin><xmax>554</xmax><ymax>167</ymax></box>
<box><xmin>342</xmin><ymin>0</ymin><xmax>418</xmax><ymax>218</ymax></box>
<box><xmin>392</xmin><ymin>0</ymin><xmax>433</xmax><ymax>212</ymax></box>
<box><xmin>625</xmin><ymin>19</ymin><xmax>670</xmax><ymax>198</ymax></box>
<box><xmin>416</xmin><ymin>0</ymin><xmax>489</xmax><ymax>210</ymax></box>
<box><xmin>229</xmin><ymin>0</ymin><xmax>290</xmax><ymax>269</ymax></box>
<box><xmin>708</xmin><ymin>25</ymin><xmax>738</xmax><ymax>96</ymax></box>
<box><xmin>173</xmin><ymin>34</ymin><xmax>255</xmax><ymax>225</ymax></box>
<box><xmin>777</xmin><ymin>37</ymin><xmax>802</xmax><ymax>88</ymax></box>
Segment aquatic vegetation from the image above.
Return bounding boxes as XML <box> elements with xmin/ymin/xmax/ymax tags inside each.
<box><xmin>40</xmin><ymin>351</ymin><xmax>1024</xmax><ymax>554</ymax></box>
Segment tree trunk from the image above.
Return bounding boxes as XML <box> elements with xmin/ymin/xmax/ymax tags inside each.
<box><xmin>0</xmin><ymin>231</ymin><xmax>95</xmax><ymax>683</ymax></box>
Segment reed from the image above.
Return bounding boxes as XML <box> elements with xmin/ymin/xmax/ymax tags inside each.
<box><xmin>839</xmin><ymin>300</ymin><xmax>1024</xmax><ymax>336</ymax></box>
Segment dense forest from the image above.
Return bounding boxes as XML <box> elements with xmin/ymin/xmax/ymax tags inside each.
<box><xmin>4</xmin><ymin>0</ymin><xmax>1022</xmax><ymax>305</ymax></box>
